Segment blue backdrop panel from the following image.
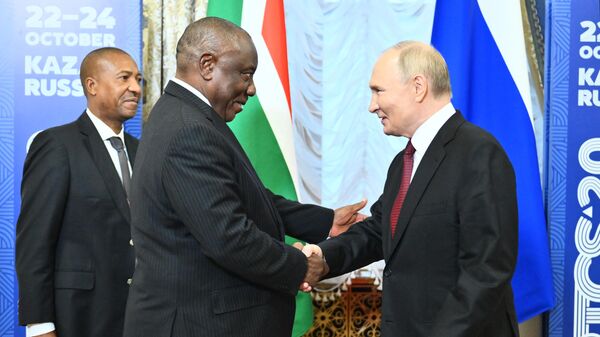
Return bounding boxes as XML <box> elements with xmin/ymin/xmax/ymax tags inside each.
<box><xmin>0</xmin><ymin>1</ymin><xmax>142</xmax><ymax>336</ymax></box>
<box><xmin>547</xmin><ymin>1</ymin><xmax>600</xmax><ymax>337</ymax></box>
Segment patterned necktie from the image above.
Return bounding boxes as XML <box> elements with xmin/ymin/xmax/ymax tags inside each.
<box><xmin>108</xmin><ymin>136</ymin><xmax>131</xmax><ymax>197</ymax></box>
<box><xmin>389</xmin><ymin>140</ymin><xmax>415</xmax><ymax>237</ymax></box>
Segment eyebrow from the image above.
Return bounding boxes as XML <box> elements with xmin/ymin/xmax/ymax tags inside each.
<box><xmin>116</xmin><ymin>70</ymin><xmax>142</xmax><ymax>77</ymax></box>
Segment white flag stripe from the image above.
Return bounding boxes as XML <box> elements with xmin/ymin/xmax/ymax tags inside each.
<box><xmin>241</xmin><ymin>1</ymin><xmax>300</xmax><ymax>194</ymax></box>
<box><xmin>478</xmin><ymin>0</ymin><xmax>534</xmax><ymax>126</ymax></box>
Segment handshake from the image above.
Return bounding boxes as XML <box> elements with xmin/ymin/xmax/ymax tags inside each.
<box><xmin>291</xmin><ymin>199</ymin><xmax>368</xmax><ymax>292</ymax></box>
<box><xmin>293</xmin><ymin>243</ymin><xmax>327</xmax><ymax>292</ymax></box>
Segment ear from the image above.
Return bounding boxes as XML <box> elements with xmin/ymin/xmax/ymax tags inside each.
<box><xmin>85</xmin><ymin>77</ymin><xmax>97</xmax><ymax>96</ymax></box>
<box><xmin>198</xmin><ymin>53</ymin><xmax>216</xmax><ymax>80</ymax></box>
<box><xmin>413</xmin><ymin>74</ymin><xmax>427</xmax><ymax>103</ymax></box>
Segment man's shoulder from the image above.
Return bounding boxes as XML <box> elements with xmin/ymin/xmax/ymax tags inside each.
<box><xmin>147</xmin><ymin>92</ymin><xmax>195</xmax><ymax>126</ymax></box>
<box><xmin>139</xmin><ymin>96</ymin><xmax>222</xmax><ymax>158</ymax></box>
<box><xmin>32</xmin><ymin>117</ymin><xmax>82</xmax><ymax>147</ymax></box>
<box><xmin>455</xmin><ymin>120</ymin><xmax>501</xmax><ymax>146</ymax></box>
<box><xmin>43</xmin><ymin>117</ymin><xmax>80</xmax><ymax>135</ymax></box>
<box><xmin>451</xmin><ymin>121</ymin><xmax>510</xmax><ymax>165</ymax></box>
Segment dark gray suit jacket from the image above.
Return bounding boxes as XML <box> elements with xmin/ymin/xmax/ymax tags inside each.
<box><xmin>123</xmin><ymin>81</ymin><xmax>333</xmax><ymax>337</ymax></box>
<box><xmin>320</xmin><ymin>112</ymin><xmax>519</xmax><ymax>337</ymax></box>
<box><xmin>16</xmin><ymin>112</ymin><xmax>137</xmax><ymax>337</ymax></box>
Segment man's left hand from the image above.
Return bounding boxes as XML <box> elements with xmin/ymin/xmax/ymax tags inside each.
<box><xmin>330</xmin><ymin>199</ymin><xmax>368</xmax><ymax>237</ymax></box>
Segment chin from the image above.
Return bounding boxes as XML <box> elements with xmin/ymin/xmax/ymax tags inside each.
<box><xmin>117</xmin><ymin>112</ymin><xmax>135</xmax><ymax>121</ymax></box>
<box><xmin>383</xmin><ymin>129</ymin><xmax>401</xmax><ymax>137</ymax></box>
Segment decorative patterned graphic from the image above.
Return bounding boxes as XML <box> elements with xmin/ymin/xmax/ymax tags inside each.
<box><xmin>548</xmin><ymin>1</ymin><xmax>600</xmax><ymax>337</ymax></box>
<box><xmin>304</xmin><ymin>279</ymin><xmax>382</xmax><ymax>337</ymax></box>
<box><xmin>0</xmin><ymin>1</ymin><xmax>15</xmax><ymax>335</ymax></box>
<box><xmin>122</xmin><ymin>0</ymin><xmax>143</xmax><ymax>139</ymax></box>
<box><xmin>547</xmin><ymin>0</ymin><xmax>571</xmax><ymax>335</ymax></box>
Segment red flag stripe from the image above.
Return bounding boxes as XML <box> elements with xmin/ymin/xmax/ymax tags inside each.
<box><xmin>261</xmin><ymin>0</ymin><xmax>292</xmax><ymax>114</ymax></box>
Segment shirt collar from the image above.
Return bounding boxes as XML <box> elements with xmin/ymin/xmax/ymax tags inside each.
<box><xmin>411</xmin><ymin>102</ymin><xmax>455</xmax><ymax>154</ymax></box>
<box><xmin>171</xmin><ymin>77</ymin><xmax>212</xmax><ymax>107</ymax></box>
<box><xmin>86</xmin><ymin>108</ymin><xmax>125</xmax><ymax>142</ymax></box>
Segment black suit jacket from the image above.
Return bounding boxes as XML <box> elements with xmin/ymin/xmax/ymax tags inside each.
<box><xmin>320</xmin><ymin>112</ymin><xmax>519</xmax><ymax>337</ymax></box>
<box><xmin>123</xmin><ymin>81</ymin><xmax>333</xmax><ymax>337</ymax></box>
<box><xmin>16</xmin><ymin>112</ymin><xmax>137</xmax><ymax>337</ymax></box>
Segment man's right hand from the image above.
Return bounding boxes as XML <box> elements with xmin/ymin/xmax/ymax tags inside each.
<box><xmin>301</xmin><ymin>244</ymin><xmax>322</xmax><ymax>258</ymax></box>
<box><xmin>293</xmin><ymin>243</ymin><xmax>328</xmax><ymax>292</ymax></box>
<box><xmin>305</xmin><ymin>252</ymin><xmax>328</xmax><ymax>285</ymax></box>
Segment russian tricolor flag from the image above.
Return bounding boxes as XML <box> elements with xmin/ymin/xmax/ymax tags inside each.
<box><xmin>431</xmin><ymin>0</ymin><xmax>554</xmax><ymax>322</ymax></box>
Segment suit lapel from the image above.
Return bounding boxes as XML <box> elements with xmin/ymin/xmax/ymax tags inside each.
<box><xmin>387</xmin><ymin>112</ymin><xmax>466</xmax><ymax>258</ymax></box>
<box><xmin>165</xmin><ymin>82</ymin><xmax>285</xmax><ymax>239</ymax></box>
<box><xmin>77</xmin><ymin>112</ymin><xmax>131</xmax><ymax>223</ymax></box>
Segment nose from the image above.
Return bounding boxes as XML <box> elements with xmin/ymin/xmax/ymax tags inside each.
<box><xmin>247</xmin><ymin>79</ymin><xmax>256</xmax><ymax>97</ymax></box>
<box><xmin>368</xmin><ymin>93</ymin><xmax>378</xmax><ymax>113</ymax></box>
<box><xmin>129</xmin><ymin>78</ymin><xmax>142</xmax><ymax>96</ymax></box>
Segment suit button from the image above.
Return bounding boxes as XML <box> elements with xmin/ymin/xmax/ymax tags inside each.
<box><xmin>129</xmin><ymin>239</ymin><xmax>134</xmax><ymax>247</ymax></box>
<box><xmin>384</xmin><ymin>270</ymin><xmax>392</xmax><ymax>277</ymax></box>
<box><xmin>127</xmin><ymin>278</ymin><xmax>132</xmax><ymax>285</ymax></box>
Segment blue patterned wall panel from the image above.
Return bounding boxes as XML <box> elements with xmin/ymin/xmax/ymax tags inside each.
<box><xmin>0</xmin><ymin>0</ymin><xmax>15</xmax><ymax>335</ymax></box>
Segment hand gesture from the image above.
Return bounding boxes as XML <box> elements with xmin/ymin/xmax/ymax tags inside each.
<box><xmin>330</xmin><ymin>199</ymin><xmax>368</xmax><ymax>237</ymax></box>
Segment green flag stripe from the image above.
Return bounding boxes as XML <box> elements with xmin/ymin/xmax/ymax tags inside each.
<box><xmin>206</xmin><ymin>0</ymin><xmax>243</xmax><ymax>25</ymax></box>
<box><xmin>229</xmin><ymin>96</ymin><xmax>297</xmax><ymax>201</ymax></box>
<box><xmin>207</xmin><ymin>0</ymin><xmax>296</xmax><ymax>201</ymax></box>
<box><xmin>205</xmin><ymin>3</ymin><xmax>312</xmax><ymax>336</ymax></box>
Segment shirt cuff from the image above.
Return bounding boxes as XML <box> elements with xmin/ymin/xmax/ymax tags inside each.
<box><xmin>26</xmin><ymin>322</ymin><xmax>55</xmax><ymax>337</ymax></box>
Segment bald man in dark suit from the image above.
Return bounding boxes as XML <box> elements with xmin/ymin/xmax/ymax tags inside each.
<box><xmin>16</xmin><ymin>47</ymin><xmax>142</xmax><ymax>337</ymax></box>
<box><xmin>123</xmin><ymin>17</ymin><xmax>364</xmax><ymax>337</ymax></box>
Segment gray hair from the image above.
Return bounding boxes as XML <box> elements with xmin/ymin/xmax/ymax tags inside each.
<box><xmin>391</xmin><ymin>41</ymin><xmax>452</xmax><ymax>98</ymax></box>
<box><xmin>176</xmin><ymin>17</ymin><xmax>251</xmax><ymax>72</ymax></box>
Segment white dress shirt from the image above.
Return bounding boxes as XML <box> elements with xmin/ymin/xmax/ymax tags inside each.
<box><xmin>409</xmin><ymin>102</ymin><xmax>456</xmax><ymax>181</ymax></box>
<box><xmin>86</xmin><ymin>108</ymin><xmax>132</xmax><ymax>182</ymax></box>
<box><xmin>26</xmin><ymin>109</ymin><xmax>132</xmax><ymax>337</ymax></box>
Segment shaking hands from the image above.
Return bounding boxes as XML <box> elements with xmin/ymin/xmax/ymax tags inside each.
<box><xmin>292</xmin><ymin>199</ymin><xmax>368</xmax><ymax>292</ymax></box>
<box><xmin>293</xmin><ymin>242</ymin><xmax>327</xmax><ymax>292</ymax></box>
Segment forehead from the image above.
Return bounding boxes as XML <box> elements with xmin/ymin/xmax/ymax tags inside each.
<box><xmin>221</xmin><ymin>44</ymin><xmax>257</xmax><ymax>68</ymax></box>
<box><xmin>97</xmin><ymin>53</ymin><xmax>139</xmax><ymax>73</ymax></box>
<box><xmin>370</xmin><ymin>52</ymin><xmax>400</xmax><ymax>84</ymax></box>
<box><xmin>221</xmin><ymin>33</ymin><xmax>256</xmax><ymax>58</ymax></box>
